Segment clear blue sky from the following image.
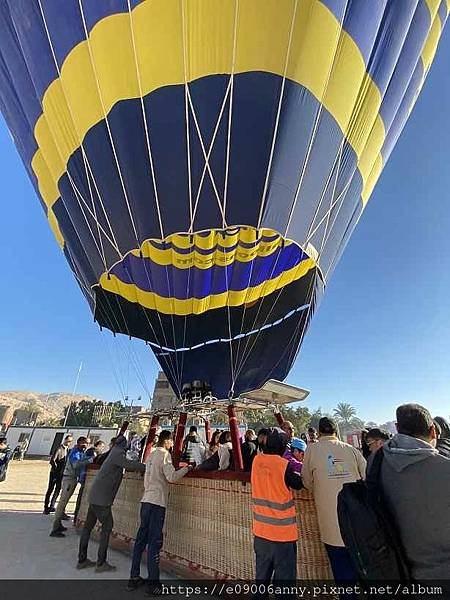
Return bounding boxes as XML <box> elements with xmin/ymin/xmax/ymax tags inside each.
<box><xmin>1</xmin><ymin>29</ymin><xmax>449</xmax><ymax>424</ymax></box>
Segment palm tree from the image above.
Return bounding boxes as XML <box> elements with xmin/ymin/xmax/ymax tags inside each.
<box><xmin>333</xmin><ymin>403</ymin><xmax>357</xmax><ymax>430</ymax></box>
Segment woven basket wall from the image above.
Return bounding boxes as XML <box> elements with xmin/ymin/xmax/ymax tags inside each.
<box><xmin>80</xmin><ymin>472</ymin><xmax>332</xmax><ymax>579</ymax></box>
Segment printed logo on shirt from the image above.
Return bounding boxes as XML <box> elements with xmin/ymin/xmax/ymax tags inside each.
<box><xmin>326</xmin><ymin>453</ymin><xmax>350</xmax><ymax>478</ymax></box>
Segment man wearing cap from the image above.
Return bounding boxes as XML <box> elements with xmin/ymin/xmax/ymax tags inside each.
<box><xmin>283</xmin><ymin>437</ymin><xmax>306</xmax><ymax>474</ymax></box>
<box><xmin>251</xmin><ymin>427</ymin><xmax>303</xmax><ymax>595</ymax></box>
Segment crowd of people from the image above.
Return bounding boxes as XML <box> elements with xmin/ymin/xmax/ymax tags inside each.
<box><xmin>1</xmin><ymin>402</ymin><xmax>449</xmax><ymax>596</ymax></box>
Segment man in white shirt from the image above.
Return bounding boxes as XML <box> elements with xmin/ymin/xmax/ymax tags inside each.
<box><xmin>302</xmin><ymin>417</ymin><xmax>365</xmax><ymax>590</ymax></box>
<box><xmin>127</xmin><ymin>430</ymin><xmax>193</xmax><ymax>594</ymax></box>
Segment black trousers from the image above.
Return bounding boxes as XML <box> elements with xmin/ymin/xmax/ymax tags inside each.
<box><xmin>254</xmin><ymin>536</ymin><xmax>297</xmax><ymax>599</ymax></box>
<box><xmin>44</xmin><ymin>470</ymin><xmax>63</xmax><ymax>510</ymax></box>
<box><xmin>73</xmin><ymin>482</ymin><xmax>85</xmax><ymax>522</ymax></box>
<box><xmin>78</xmin><ymin>504</ymin><xmax>113</xmax><ymax>566</ymax></box>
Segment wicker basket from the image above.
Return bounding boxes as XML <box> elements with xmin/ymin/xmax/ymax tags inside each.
<box><xmin>79</xmin><ymin>470</ymin><xmax>332</xmax><ymax>580</ymax></box>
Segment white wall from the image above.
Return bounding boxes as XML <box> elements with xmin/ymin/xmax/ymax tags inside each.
<box><xmin>5</xmin><ymin>426</ymin><xmax>118</xmax><ymax>457</ymax></box>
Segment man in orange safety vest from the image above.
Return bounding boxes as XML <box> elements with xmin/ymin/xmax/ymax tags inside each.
<box><xmin>251</xmin><ymin>427</ymin><xmax>303</xmax><ymax>594</ymax></box>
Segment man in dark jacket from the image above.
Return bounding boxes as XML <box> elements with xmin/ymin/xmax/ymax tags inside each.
<box><xmin>50</xmin><ymin>436</ymin><xmax>91</xmax><ymax>537</ymax></box>
<box><xmin>434</xmin><ymin>416</ymin><xmax>450</xmax><ymax>458</ymax></box>
<box><xmin>73</xmin><ymin>440</ymin><xmax>105</xmax><ymax>524</ymax></box>
<box><xmin>381</xmin><ymin>403</ymin><xmax>450</xmax><ymax>579</ymax></box>
<box><xmin>44</xmin><ymin>434</ymin><xmax>73</xmax><ymax>514</ymax></box>
<box><xmin>181</xmin><ymin>425</ymin><xmax>205</xmax><ymax>465</ymax></box>
<box><xmin>77</xmin><ymin>435</ymin><xmax>145</xmax><ymax>572</ymax></box>
<box><xmin>241</xmin><ymin>429</ymin><xmax>257</xmax><ymax>472</ymax></box>
<box><xmin>0</xmin><ymin>435</ymin><xmax>13</xmax><ymax>483</ymax></box>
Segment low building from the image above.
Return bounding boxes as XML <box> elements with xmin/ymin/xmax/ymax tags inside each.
<box><xmin>4</xmin><ymin>425</ymin><xmax>118</xmax><ymax>457</ymax></box>
<box><xmin>11</xmin><ymin>408</ymin><xmax>40</xmax><ymax>426</ymax></box>
<box><xmin>0</xmin><ymin>405</ymin><xmax>14</xmax><ymax>431</ymax></box>
<box><xmin>150</xmin><ymin>372</ymin><xmax>177</xmax><ymax>412</ymax></box>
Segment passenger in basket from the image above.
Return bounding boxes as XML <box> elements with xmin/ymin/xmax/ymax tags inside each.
<box><xmin>181</xmin><ymin>425</ymin><xmax>206</xmax><ymax>465</ymax></box>
<box><xmin>251</xmin><ymin>427</ymin><xmax>303</xmax><ymax>598</ymax></box>
<box><xmin>281</xmin><ymin>421</ymin><xmax>295</xmax><ymax>450</ymax></box>
<box><xmin>241</xmin><ymin>429</ymin><xmax>257</xmax><ymax>472</ymax></box>
<box><xmin>217</xmin><ymin>430</ymin><xmax>234</xmax><ymax>470</ymax></box>
<box><xmin>283</xmin><ymin>437</ymin><xmax>306</xmax><ymax>475</ymax></box>
<box><xmin>127</xmin><ymin>430</ymin><xmax>193</xmax><ymax>594</ymax></box>
<box><xmin>77</xmin><ymin>435</ymin><xmax>145</xmax><ymax>572</ymax></box>
<box><xmin>204</xmin><ymin>430</ymin><xmax>221</xmax><ymax>459</ymax></box>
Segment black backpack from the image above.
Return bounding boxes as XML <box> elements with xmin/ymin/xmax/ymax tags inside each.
<box><xmin>337</xmin><ymin>449</ymin><xmax>411</xmax><ymax>582</ymax></box>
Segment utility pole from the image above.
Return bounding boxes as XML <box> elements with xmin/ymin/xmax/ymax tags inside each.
<box><xmin>63</xmin><ymin>361</ymin><xmax>83</xmax><ymax>428</ymax></box>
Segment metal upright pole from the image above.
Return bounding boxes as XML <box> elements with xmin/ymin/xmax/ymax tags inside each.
<box><xmin>63</xmin><ymin>362</ymin><xmax>83</xmax><ymax>427</ymax></box>
<box><xmin>143</xmin><ymin>415</ymin><xmax>160</xmax><ymax>462</ymax></box>
<box><xmin>204</xmin><ymin>418</ymin><xmax>211</xmax><ymax>444</ymax></box>
<box><xmin>172</xmin><ymin>412</ymin><xmax>188</xmax><ymax>468</ymax></box>
<box><xmin>227</xmin><ymin>404</ymin><xmax>244</xmax><ymax>471</ymax></box>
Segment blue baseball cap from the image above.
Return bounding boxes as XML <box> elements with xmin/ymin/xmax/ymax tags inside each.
<box><xmin>291</xmin><ymin>437</ymin><xmax>307</xmax><ymax>452</ymax></box>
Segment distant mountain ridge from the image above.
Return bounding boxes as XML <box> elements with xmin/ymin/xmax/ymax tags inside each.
<box><xmin>0</xmin><ymin>390</ymin><xmax>104</xmax><ymax>424</ymax></box>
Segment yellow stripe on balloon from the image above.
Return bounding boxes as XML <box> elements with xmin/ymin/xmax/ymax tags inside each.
<box><xmin>130</xmin><ymin>227</ymin><xmax>293</xmax><ymax>269</ymax></box>
<box><xmin>362</xmin><ymin>7</ymin><xmax>445</xmax><ymax>205</ymax></box>
<box><xmin>29</xmin><ymin>0</ymin><xmax>440</xmax><ymax>239</ymax></box>
<box><xmin>98</xmin><ymin>256</ymin><xmax>315</xmax><ymax>316</ymax></box>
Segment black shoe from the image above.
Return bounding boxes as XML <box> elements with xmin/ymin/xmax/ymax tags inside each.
<box><xmin>61</xmin><ymin>513</ymin><xmax>70</xmax><ymax>521</ymax></box>
<box><xmin>76</xmin><ymin>559</ymin><xmax>96</xmax><ymax>570</ymax></box>
<box><xmin>43</xmin><ymin>508</ymin><xmax>50</xmax><ymax>515</ymax></box>
<box><xmin>145</xmin><ymin>583</ymin><xmax>163</xmax><ymax>597</ymax></box>
<box><xmin>126</xmin><ymin>577</ymin><xmax>146</xmax><ymax>592</ymax></box>
<box><xmin>55</xmin><ymin>525</ymin><xmax>67</xmax><ymax>532</ymax></box>
<box><xmin>49</xmin><ymin>531</ymin><xmax>65</xmax><ymax>538</ymax></box>
<box><xmin>49</xmin><ymin>506</ymin><xmax>56</xmax><ymax>513</ymax></box>
<box><xmin>95</xmin><ymin>562</ymin><xmax>117</xmax><ymax>573</ymax></box>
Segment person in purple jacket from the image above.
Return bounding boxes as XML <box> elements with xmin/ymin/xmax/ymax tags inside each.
<box><xmin>283</xmin><ymin>437</ymin><xmax>306</xmax><ymax>474</ymax></box>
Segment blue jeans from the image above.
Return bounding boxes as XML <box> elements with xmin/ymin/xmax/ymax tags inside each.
<box><xmin>324</xmin><ymin>544</ymin><xmax>358</xmax><ymax>600</ymax></box>
<box><xmin>130</xmin><ymin>502</ymin><xmax>166</xmax><ymax>583</ymax></box>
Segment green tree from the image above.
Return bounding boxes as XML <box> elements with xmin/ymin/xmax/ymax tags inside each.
<box><xmin>308</xmin><ymin>407</ymin><xmax>324</xmax><ymax>430</ymax></box>
<box><xmin>243</xmin><ymin>406</ymin><xmax>311</xmax><ymax>436</ymax></box>
<box><xmin>242</xmin><ymin>409</ymin><xmax>278</xmax><ymax>431</ymax></box>
<box><xmin>63</xmin><ymin>400</ymin><xmax>95</xmax><ymax>427</ymax></box>
<box><xmin>333</xmin><ymin>402</ymin><xmax>357</xmax><ymax>428</ymax></box>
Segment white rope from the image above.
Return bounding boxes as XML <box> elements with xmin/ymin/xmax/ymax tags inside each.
<box><xmin>282</xmin><ymin>0</ymin><xmax>350</xmax><ymax>239</ymax></box>
<box><xmin>36</xmin><ymin>0</ymin><xmax>122</xmax><ymax>263</ymax></box>
<box><xmin>233</xmin><ymin>263</ymin><xmax>318</xmax><ymax>383</ymax></box>
<box><xmin>233</xmin><ymin>2</ymin><xmax>350</xmax><ymax>382</ymax></box>
<box><xmin>304</xmin><ymin>135</ymin><xmax>347</xmax><ymax>245</ymax></box>
<box><xmin>78</xmin><ymin>0</ymin><xmax>141</xmax><ymax>246</ymax></box>
<box><xmin>189</xmin><ymin>80</ymin><xmax>232</xmax><ymax>231</ymax></box>
<box><xmin>187</xmin><ymin>89</ymin><xmax>227</xmax><ymax>227</ymax></box>
<box><xmin>126</xmin><ymin>0</ymin><xmax>181</xmax><ymax>386</ymax></box>
<box><xmin>231</xmin><ymin>229</ymin><xmax>260</xmax><ymax>389</ymax></box>
<box><xmin>256</xmin><ymin>0</ymin><xmax>299</xmax><ymax>229</ymax></box>
<box><xmin>318</xmin><ymin>141</ymin><xmax>346</xmax><ymax>260</ymax></box>
<box><xmin>221</xmin><ymin>241</ymin><xmax>236</xmax><ymax>398</ymax></box>
<box><xmin>222</xmin><ymin>0</ymin><xmax>240</xmax><ymax>229</ymax></box>
<box><xmin>81</xmin><ymin>149</ymin><xmax>107</xmax><ymax>269</ymax></box>
<box><xmin>20</xmin><ymin>1</ymin><xmax>124</xmax><ymax>287</ymax></box>
<box><xmin>304</xmin><ymin>176</ymin><xmax>353</xmax><ymax>249</ymax></box>
<box><xmin>181</xmin><ymin>0</ymin><xmax>193</xmax><ymax>227</ymax></box>
<box><xmin>127</xmin><ymin>0</ymin><xmax>164</xmax><ymax>239</ymax></box>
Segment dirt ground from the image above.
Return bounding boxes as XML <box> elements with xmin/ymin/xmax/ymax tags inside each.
<box><xmin>0</xmin><ymin>459</ymin><xmax>140</xmax><ymax>579</ymax></box>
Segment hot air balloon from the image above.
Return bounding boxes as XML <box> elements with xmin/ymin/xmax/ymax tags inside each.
<box><xmin>0</xmin><ymin>0</ymin><xmax>447</xmax><ymax>400</ymax></box>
